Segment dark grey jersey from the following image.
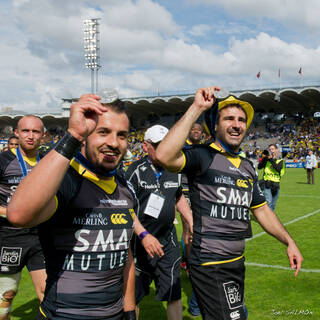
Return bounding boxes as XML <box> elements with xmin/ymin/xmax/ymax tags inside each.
<box><xmin>181</xmin><ymin>143</ymin><xmax>266</xmax><ymax>265</ymax></box>
<box><xmin>39</xmin><ymin>159</ymin><xmax>136</xmax><ymax>320</ymax></box>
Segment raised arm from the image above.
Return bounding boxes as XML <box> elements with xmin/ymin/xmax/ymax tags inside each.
<box><xmin>251</xmin><ymin>204</ymin><xmax>303</xmax><ymax>277</ymax></box>
<box><xmin>7</xmin><ymin>94</ymin><xmax>107</xmax><ymax>228</ymax></box>
<box><xmin>155</xmin><ymin>86</ymin><xmax>219</xmax><ymax>172</ymax></box>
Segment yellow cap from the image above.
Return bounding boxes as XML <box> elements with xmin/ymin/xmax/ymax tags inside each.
<box><xmin>218</xmin><ymin>96</ymin><xmax>254</xmax><ymax>128</ymax></box>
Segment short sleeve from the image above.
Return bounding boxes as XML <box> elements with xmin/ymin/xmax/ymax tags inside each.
<box><xmin>250</xmin><ymin>173</ymin><xmax>267</xmax><ymax>209</ymax></box>
<box><xmin>180</xmin><ymin>145</ymin><xmax>212</xmax><ymax>176</ymax></box>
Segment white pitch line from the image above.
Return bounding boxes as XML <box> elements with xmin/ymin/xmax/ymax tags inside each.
<box><xmin>245</xmin><ymin>262</ymin><xmax>320</xmax><ymax>273</ymax></box>
<box><xmin>246</xmin><ymin>208</ymin><xmax>320</xmax><ymax>242</ymax></box>
<box><xmin>281</xmin><ymin>194</ymin><xmax>320</xmax><ymax>199</ymax></box>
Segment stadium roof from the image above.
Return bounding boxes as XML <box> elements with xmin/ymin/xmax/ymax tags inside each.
<box><xmin>122</xmin><ymin>86</ymin><xmax>320</xmax><ymax>120</ymax></box>
<box><xmin>0</xmin><ymin>85</ymin><xmax>319</xmax><ymax>131</ymax></box>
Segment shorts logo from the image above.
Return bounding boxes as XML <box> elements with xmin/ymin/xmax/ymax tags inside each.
<box><xmin>0</xmin><ymin>247</ymin><xmax>22</xmax><ymax>266</ymax></box>
<box><xmin>230</xmin><ymin>310</ymin><xmax>241</xmax><ymax>320</ymax></box>
<box><xmin>111</xmin><ymin>214</ymin><xmax>128</xmax><ymax>224</ymax></box>
<box><xmin>223</xmin><ymin>281</ymin><xmax>242</xmax><ymax>310</ymax></box>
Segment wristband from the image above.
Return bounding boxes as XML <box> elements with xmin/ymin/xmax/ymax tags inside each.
<box><xmin>138</xmin><ymin>231</ymin><xmax>149</xmax><ymax>241</ymax></box>
<box><xmin>124</xmin><ymin>310</ymin><xmax>136</xmax><ymax>320</ymax></box>
<box><xmin>54</xmin><ymin>132</ymin><xmax>82</xmax><ymax>160</ymax></box>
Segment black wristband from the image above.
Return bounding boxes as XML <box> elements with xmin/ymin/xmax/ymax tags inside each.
<box><xmin>124</xmin><ymin>310</ymin><xmax>136</xmax><ymax>320</ymax></box>
<box><xmin>54</xmin><ymin>132</ymin><xmax>82</xmax><ymax>160</ymax></box>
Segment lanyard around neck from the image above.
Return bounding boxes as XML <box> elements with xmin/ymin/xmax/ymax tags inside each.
<box><xmin>216</xmin><ymin>138</ymin><xmax>241</xmax><ymax>157</ymax></box>
<box><xmin>16</xmin><ymin>147</ymin><xmax>40</xmax><ymax>177</ymax></box>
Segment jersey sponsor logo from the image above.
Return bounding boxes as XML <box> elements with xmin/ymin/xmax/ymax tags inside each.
<box><xmin>216</xmin><ymin>187</ymin><xmax>251</xmax><ymax>207</ymax></box>
<box><xmin>223</xmin><ymin>281</ymin><xmax>243</xmax><ymax>310</ymax></box>
<box><xmin>163</xmin><ymin>181</ymin><xmax>179</xmax><ymax>188</ymax></box>
<box><xmin>236</xmin><ymin>179</ymin><xmax>249</xmax><ymax>189</ymax></box>
<box><xmin>73</xmin><ymin>213</ymin><xmax>108</xmax><ymax>226</ymax></box>
<box><xmin>140</xmin><ymin>181</ymin><xmax>159</xmax><ymax>189</ymax></box>
<box><xmin>111</xmin><ymin>214</ymin><xmax>128</xmax><ymax>224</ymax></box>
<box><xmin>230</xmin><ymin>310</ymin><xmax>241</xmax><ymax>320</ymax></box>
<box><xmin>0</xmin><ymin>247</ymin><xmax>22</xmax><ymax>266</ymax></box>
<box><xmin>64</xmin><ymin>228</ymin><xmax>132</xmax><ymax>271</ymax></box>
<box><xmin>74</xmin><ymin>229</ymin><xmax>130</xmax><ymax>252</ymax></box>
<box><xmin>63</xmin><ymin>249</ymin><xmax>128</xmax><ymax>271</ymax></box>
<box><xmin>214</xmin><ymin>175</ymin><xmax>235</xmax><ymax>186</ymax></box>
<box><xmin>8</xmin><ymin>177</ymin><xmax>22</xmax><ymax>184</ymax></box>
<box><xmin>210</xmin><ymin>204</ymin><xmax>250</xmax><ymax>221</ymax></box>
<box><xmin>100</xmin><ymin>199</ymin><xmax>128</xmax><ymax>206</ymax></box>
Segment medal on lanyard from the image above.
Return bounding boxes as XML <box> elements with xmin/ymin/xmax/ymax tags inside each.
<box><xmin>16</xmin><ymin>147</ymin><xmax>40</xmax><ymax>178</ymax></box>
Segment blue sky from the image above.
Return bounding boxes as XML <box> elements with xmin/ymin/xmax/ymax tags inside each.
<box><xmin>1</xmin><ymin>0</ymin><xmax>319</xmax><ymax>112</ymax></box>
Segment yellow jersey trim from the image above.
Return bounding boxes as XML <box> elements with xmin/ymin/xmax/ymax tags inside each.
<box><xmin>39</xmin><ymin>306</ymin><xmax>47</xmax><ymax>318</ymax></box>
<box><xmin>11</xmin><ymin>148</ymin><xmax>37</xmax><ymax>166</ymax></box>
<box><xmin>250</xmin><ymin>201</ymin><xmax>267</xmax><ymax>210</ymax></box>
<box><xmin>70</xmin><ymin>158</ymin><xmax>117</xmax><ymax>194</ymax></box>
<box><xmin>177</xmin><ymin>151</ymin><xmax>187</xmax><ymax>173</ymax></box>
<box><xmin>209</xmin><ymin>143</ymin><xmax>242</xmax><ymax>168</ymax></box>
<box><xmin>201</xmin><ymin>254</ymin><xmax>244</xmax><ymax>266</ymax></box>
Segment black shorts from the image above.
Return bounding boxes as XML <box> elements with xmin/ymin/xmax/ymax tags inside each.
<box><xmin>189</xmin><ymin>257</ymin><xmax>246</xmax><ymax>320</ymax></box>
<box><xmin>135</xmin><ymin>229</ymin><xmax>181</xmax><ymax>303</ymax></box>
<box><xmin>0</xmin><ymin>227</ymin><xmax>45</xmax><ymax>274</ymax></box>
<box><xmin>36</xmin><ymin>308</ymin><xmax>124</xmax><ymax>320</ymax></box>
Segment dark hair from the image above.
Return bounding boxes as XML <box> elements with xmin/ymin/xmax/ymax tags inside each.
<box><xmin>8</xmin><ymin>136</ymin><xmax>18</xmax><ymax>142</ymax></box>
<box><xmin>269</xmin><ymin>143</ymin><xmax>278</xmax><ymax>149</ymax></box>
<box><xmin>106</xmin><ymin>100</ymin><xmax>129</xmax><ymax>120</ymax></box>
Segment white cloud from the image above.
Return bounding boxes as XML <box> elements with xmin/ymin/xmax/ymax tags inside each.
<box><xmin>1</xmin><ymin>0</ymin><xmax>320</xmax><ymax>114</ymax></box>
<box><xmin>188</xmin><ymin>24</ymin><xmax>212</xmax><ymax>37</ymax></box>
<box><xmin>186</xmin><ymin>0</ymin><xmax>320</xmax><ymax>33</ymax></box>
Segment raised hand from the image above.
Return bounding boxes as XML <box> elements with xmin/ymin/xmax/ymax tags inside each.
<box><xmin>68</xmin><ymin>94</ymin><xmax>108</xmax><ymax>141</ymax></box>
<box><xmin>193</xmin><ymin>86</ymin><xmax>220</xmax><ymax>112</ymax></box>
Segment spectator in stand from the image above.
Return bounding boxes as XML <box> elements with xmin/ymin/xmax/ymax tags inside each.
<box><xmin>7</xmin><ymin>136</ymin><xmax>19</xmax><ymax>150</ymax></box>
<box><xmin>305</xmin><ymin>149</ymin><xmax>317</xmax><ymax>184</ymax></box>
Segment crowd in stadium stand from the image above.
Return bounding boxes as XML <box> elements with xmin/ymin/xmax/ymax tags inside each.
<box><xmin>1</xmin><ymin>117</ymin><xmax>319</xmax><ymax>167</ymax></box>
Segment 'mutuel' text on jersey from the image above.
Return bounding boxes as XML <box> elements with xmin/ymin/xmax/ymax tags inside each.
<box><xmin>39</xmin><ymin>159</ymin><xmax>136</xmax><ymax>320</ymax></box>
<box><xmin>181</xmin><ymin>144</ymin><xmax>266</xmax><ymax>265</ymax></box>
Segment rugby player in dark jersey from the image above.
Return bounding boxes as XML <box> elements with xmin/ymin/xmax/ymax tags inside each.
<box><xmin>126</xmin><ymin>125</ymin><xmax>193</xmax><ymax>320</ymax></box>
<box><xmin>0</xmin><ymin>116</ymin><xmax>46</xmax><ymax>320</ymax></box>
<box><xmin>155</xmin><ymin>87</ymin><xmax>303</xmax><ymax>320</ymax></box>
<box><xmin>7</xmin><ymin>94</ymin><xmax>136</xmax><ymax>320</ymax></box>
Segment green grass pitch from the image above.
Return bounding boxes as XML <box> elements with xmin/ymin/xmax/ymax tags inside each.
<box><xmin>10</xmin><ymin>168</ymin><xmax>320</xmax><ymax>319</ymax></box>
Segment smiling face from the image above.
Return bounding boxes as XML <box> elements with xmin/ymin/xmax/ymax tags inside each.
<box><xmin>83</xmin><ymin>107</ymin><xmax>129</xmax><ymax>172</ymax></box>
<box><xmin>189</xmin><ymin>123</ymin><xmax>203</xmax><ymax>144</ymax></box>
<box><xmin>215</xmin><ymin>105</ymin><xmax>247</xmax><ymax>152</ymax></box>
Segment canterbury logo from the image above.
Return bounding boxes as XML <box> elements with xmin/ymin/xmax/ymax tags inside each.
<box><xmin>236</xmin><ymin>179</ymin><xmax>248</xmax><ymax>188</ymax></box>
<box><xmin>111</xmin><ymin>214</ymin><xmax>128</xmax><ymax>224</ymax></box>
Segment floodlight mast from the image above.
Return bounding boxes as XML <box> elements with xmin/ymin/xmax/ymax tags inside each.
<box><xmin>83</xmin><ymin>18</ymin><xmax>101</xmax><ymax>93</ymax></box>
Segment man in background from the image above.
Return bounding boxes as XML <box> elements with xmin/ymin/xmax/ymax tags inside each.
<box><xmin>305</xmin><ymin>149</ymin><xmax>317</xmax><ymax>184</ymax></box>
<box><xmin>0</xmin><ymin>116</ymin><xmax>46</xmax><ymax>320</ymax></box>
<box><xmin>7</xmin><ymin>137</ymin><xmax>19</xmax><ymax>150</ymax></box>
<box><xmin>258</xmin><ymin>144</ymin><xmax>285</xmax><ymax>211</ymax></box>
<box><xmin>126</xmin><ymin>124</ymin><xmax>193</xmax><ymax>320</ymax></box>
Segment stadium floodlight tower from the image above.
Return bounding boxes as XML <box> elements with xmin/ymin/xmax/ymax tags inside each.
<box><xmin>83</xmin><ymin>18</ymin><xmax>101</xmax><ymax>93</ymax></box>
